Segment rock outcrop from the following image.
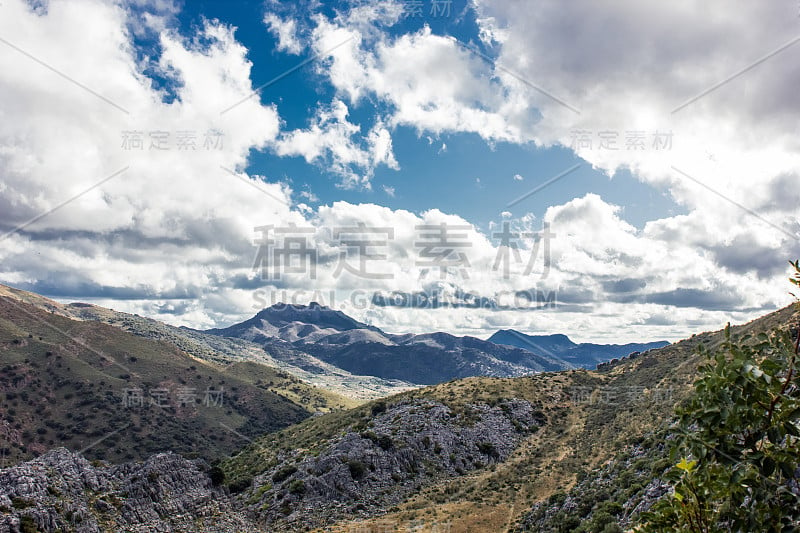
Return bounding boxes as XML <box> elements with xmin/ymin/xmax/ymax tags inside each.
<box><xmin>0</xmin><ymin>448</ymin><xmax>255</xmax><ymax>532</ymax></box>
<box><xmin>243</xmin><ymin>397</ymin><xmax>545</xmax><ymax>530</ymax></box>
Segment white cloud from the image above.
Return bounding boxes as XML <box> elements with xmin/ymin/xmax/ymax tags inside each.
<box><xmin>470</xmin><ymin>0</ymin><xmax>800</xmax><ymax>223</ymax></box>
<box><xmin>298</xmin><ymin>188</ymin><xmax>319</xmax><ymax>203</ymax></box>
<box><xmin>281</xmin><ymin>0</ymin><xmax>799</xmax><ymax>332</ymax></box>
<box><xmin>274</xmin><ymin>99</ymin><xmax>398</xmax><ymax>189</ymax></box>
<box><xmin>1</xmin><ymin>0</ymin><xmax>796</xmax><ymax>343</ymax></box>
<box><xmin>0</xmin><ymin>0</ymin><xmax>295</xmax><ymax>327</ymax></box>
<box><xmin>308</xmin><ymin>16</ymin><xmax>538</xmax><ymax>142</ymax></box>
<box><xmin>264</xmin><ymin>13</ymin><xmax>304</xmax><ymax>55</ymax></box>
<box><xmin>513</xmin><ymin>173</ymin><xmax>523</xmax><ymax>181</ymax></box>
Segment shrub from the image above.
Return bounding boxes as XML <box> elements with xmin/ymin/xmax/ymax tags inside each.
<box><xmin>477</xmin><ymin>442</ymin><xmax>500</xmax><ymax>459</ymax></box>
<box><xmin>209</xmin><ymin>466</ymin><xmax>225</xmax><ymax>486</ymax></box>
<box><xmin>371</xmin><ymin>401</ymin><xmax>387</xmax><ymax>416</ymax></box>
<box><xmin>288</xmin><ymin>479</ymin><xmax>306</xmax><ymax>495</ymax></box>
<box><xmin>272</xmin><ymin>465</ymin><xmax>298</xmax><ymax>483</ymax></box>
<box><xmin>348</xmin><ymin>460</ymin><xmax>367</xmax><ymax>480</ymax></box>
<box><xmin>641</xmin><ymin>261</ymin><xmax>800</xmax><ymax>532</ymax></box>
<box><xmin>11</xmin><ymin>497</ymin><xmax>33</xmax><ymax>510</ymax></box>
<box><xmin>228</xmin><ymin>476</ymin><xmax>253</xmax><ymax>494</ymax></box>
<box><xmin>20</xmin><ymin>516</ymin><xmax>37</xmax><ymax>533</ymax></box>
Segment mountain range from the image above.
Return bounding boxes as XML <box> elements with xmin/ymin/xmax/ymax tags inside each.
<box><xmin>488</xmin><ymin>329</ymin><xmax>669</xmax><ymax>368</ymax></box>
<box><xmin>0</xmin><ymin>285</ymin><xmax>665</xmax><ymax>465</ymax></box>
<box><xmin>0</xmin><ymin>280</ymin><xmax>795</xmax><ymax>531</ymax></box>
<box><xmin>202</xmin><ymin>302</ymin><xmax>667</xmax><ymax>384</ymax></box>
<box><xmin>6</xmin><ymin>283</ymin><xmax>787</xmax><ymax>532</ymax></box>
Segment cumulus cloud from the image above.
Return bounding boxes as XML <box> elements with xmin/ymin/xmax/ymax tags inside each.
<box><xmin>264</xmin><ymin>13</ymin><xmax>304</xmax><ymax>55</ymax></box>
<box><xmin>0</xmin><ymin>0</ymin><xmax>295</xmax><ymax>326</ymax></box>
<box><xmin>274</xmin><ymin>99</ymin><xmax>399</xmax><ymax>189</ymax></box>
<box><xmin>471</xmin><ymin>0</ymin><xmax>800</xmax><ymax>241</ymax></box>
<box><xmin>296</xmin><ymin>0</ymin><xmax>799</xmax><ymax>247</ymax></box>
<box><xmin>1</xmin><ymin>0</ymin><xmax>796</xmax><ymax>342</ymax></box>
<box><xmin>310</xmin><ymin>18</ymin><xmax>538</xmax><ymax>142</ymax></box>
<box><xmin>270</xmin><ymin>0</ymin><xmax>798</xmax><ymax>333</ymax></box>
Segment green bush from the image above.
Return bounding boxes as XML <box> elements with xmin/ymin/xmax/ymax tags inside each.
<box><xmin>20</xmin><ymin>516</ymin><xmax>37</xmax><ymax>533</ymax></box>
<box><xmin>348</xmin><ymin>460</ymin><xmax>367</xmax><ymax>480</ymax></box>
<box><xmin>288</xmin><ymin>479</ymin><xmax>306</xmax><ymax>495</ymax></box>
<box><xmin>640</xmin><ymin>261</ymin><xmax>800</xmax><ymax>532</ymax></box>
<box><xmin>228</xmin><ymin>476</ymin><xmax>253</xmax><ymax>494</ymax></box>
<box><xmin>11</xmin><ymin>497</ymin><xmax>33</xmax><ymax>510</ymax></box>
<box><xmin>209</xmin><ymin>466</ymin><xmax>225</xmax><ymax>486</ymax></box>
<box><xmin>272</xmin><ymin>464</ymin><xmax>297</xmax><ymax>483</ymax></box>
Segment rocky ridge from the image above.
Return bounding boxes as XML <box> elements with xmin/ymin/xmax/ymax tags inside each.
<box><xmin>236</xmin><ymin>397</ymin><xmax>545</xmax><ymax>530</ymax></box>
<box><xmin>0</xmin><ymin>448</ymin><xmax>255</xmax><ymax>532</ymax></box>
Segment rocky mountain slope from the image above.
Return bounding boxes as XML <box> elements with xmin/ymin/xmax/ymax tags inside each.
<box><xmin>0</xmin><ymin>284</ymin><xmax>415</xmax><ymax>401</ymax></box>
<box><xmin>2</xmin><ymin>282</ymin><xmax>796</xmax><ymax>532</ymax></box>
<box><xmin>0</xmin><ymin>447</ymin><xmax>255</xmax><ymax>532</ymax></box>
<box><xmin>488</xmin><ymin>330</ymin><xmax>668</xmax><ymax>369</ymax></box>
<box><xmin>237</xmin><ymin>398</ymin><xmax>544</xmax><ymax>530</ymax></box>
<box><xmin>219</xmin><ymin>303</ymin><xmax>796</xmax><ymax>532</ymax></box>
<box><xmin>0</xmin><ymin>289</ymin><xmax>347</xmax><ymax>465</ymax></box>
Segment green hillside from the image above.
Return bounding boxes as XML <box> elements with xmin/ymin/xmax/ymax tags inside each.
<box><xmin>218</xmin><ymin>304</ymin><xmax>798</xmax><ymax>532</ymax></box>
<box><xmin>0</xmin><ymin>292</ymin><xmax>349</xmax><ymax>466</ymax></box>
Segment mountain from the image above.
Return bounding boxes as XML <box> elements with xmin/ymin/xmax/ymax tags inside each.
<box><xmin>489</xmin><ymin>329</ymin><xmax>669</xmax><ymax>368</ymax></box>
<box><xmin>1</xmin><ymin>302</ymin><xmax>797</xmax><ymax>532</ymax></box>
<box><xmin>0</xmin><ymin>285</ymin><xmax>416</xmax><ymax>402</ymax></box>
<box><xmin>488</xmin><ymin>331</ymin><xmax>577</xmax><ymax>354</ymax></box>
<box><xmin>205</xmin><ymin>302</ymin><xmax>386</xmax><ymax>344</ymax></box>
<box><xmin>0</xmin><ymin>448</ymin><xmax>254</xmax><ymax>532</ymax></box>
<box><xmin>217</xmin><ymin>303</ymin><xmax>797</xmax><ymax>532</ymax></box>
<box><xmin>206</xmin><ymin>304</ymin><xmax>574</xmax><ymax>384</ymax></box>
<box><xmin>0</xmin><ymin>286</ymin><xmax>352</xmax><ymax>465</ymax></box>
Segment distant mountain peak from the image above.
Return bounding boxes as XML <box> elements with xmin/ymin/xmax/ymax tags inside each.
<box><xmin>488</xmin><ymin>328</ymin><xmax>669</xmax><ymax>368</ymax></box>
<box><xmin>259</xmin><ymin>301</ymin><xmax>330</xmax><ymax>314</ymax></box>
<box><xmin>207</xmin><ymin>302</ymin><xmax>379</xmax><ymax>342</ymax></box>
<box><xmin>495</xmin><ymin>331</ymin><xmax>574</xmax><ymax>343</ymax></box>
<box><xmin>255</xmin><ymin>302</ymin><xmax>365</xmax><ymax>327</ymax></box>
<box><xmin>489</xmin><ymin>330</ymin><xmax>577</xmax><ymax>354</ymax></box>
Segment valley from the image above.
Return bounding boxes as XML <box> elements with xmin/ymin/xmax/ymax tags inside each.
<box><xmin>0</xmin><ymin>284</ymin><xmax>796</xmax><ymax>531</ymax></box>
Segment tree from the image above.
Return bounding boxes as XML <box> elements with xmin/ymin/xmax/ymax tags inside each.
<box><xmin>641</xmin><ymin>261</ymin><xmax>800</xmax><ymax>532</ymax></box>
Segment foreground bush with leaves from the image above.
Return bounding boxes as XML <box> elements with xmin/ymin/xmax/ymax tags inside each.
<box><xmin>640</xmin><ymin>262</ymin><xmax>800</xmax><ymax>532</ymax></box>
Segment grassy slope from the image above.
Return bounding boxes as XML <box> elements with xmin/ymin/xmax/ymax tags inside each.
<box><xmin>0</xmin><ymin>284</ymin><xmax>407</xmax><ymax>402</ymax></box>
<box><xmin>220</xmin><ymin>304</ymin><xmax>798</xmax><ymax>532</ymax></box>
<box><xmin>0</xmin><ymin>293</ymin><xmax>351</xmax><ymax>465</ymax></box>
<box><xmin>0</xmin><ymin>283</ymin><xmax>357</xmax><ymax>410</ymax></box>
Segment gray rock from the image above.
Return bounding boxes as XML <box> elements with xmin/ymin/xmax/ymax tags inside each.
<box><xmin>244</xmin><ymin>397</ymin><xmax>545</xmax><ymax>530</ymax></box>
<box><xmin>0</xmin><ymin>448</ymin><xmax>257</xmax><ymax>532</ymax></box>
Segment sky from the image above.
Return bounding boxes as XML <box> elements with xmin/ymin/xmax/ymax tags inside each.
<box><xmin>0</xmin><ymin>0</ymin><xmax>799</xmax><ymax>343</ymax></box>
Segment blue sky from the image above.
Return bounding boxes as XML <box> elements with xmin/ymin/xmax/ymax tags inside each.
<box><xmin>160</xmin><ymin>0</ymin><xmax>683</xmax><ymax>231</ymax></box>
<box><xmin>0</xmin><ymin>0</ymin><xmax>798</xmax><ymax>342</ymax></box>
